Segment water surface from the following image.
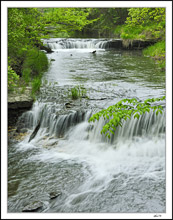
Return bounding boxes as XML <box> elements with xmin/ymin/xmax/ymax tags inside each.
<box><xmin>8</xmin><ymin>38</ymin><xmax>166</xmax><ymax>213</ymax></box>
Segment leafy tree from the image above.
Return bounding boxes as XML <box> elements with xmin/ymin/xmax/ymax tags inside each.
<box><xmin>81</xmin><ymin>8</ymin><xmax>129</xmax><ymax>37</ymax></box>
<box><xmin>8</xmin><ymin>8</ymin><xmax>98</xmax><ymax>93</ymax></box>
<box><xmin>126</xmin><ymin>8</ymin><xmax>165</xmax><ymax>27</ymax></box>
<box><xmin>8</xmin><ymin>8</ymin><xmax>96</xmax><ymax>74</ymax></box>
<box><xmin>120</xmin><ymin>8</ymin><xmax>165</xmax><ymax>40</ymax></box>
<box><xmin>40</xmin><ymin>8</ymin><xmax>97</xmax><ymax>37</ymax></box>
<box><xmin>89</xmin><ymin>96</ymin><xmax>165</xmax><ymax>139</ymax></box>
<box><xmin>8</xmin><ymin>8</ymin><xmax>46</xmax><ymax>74</ymax></box>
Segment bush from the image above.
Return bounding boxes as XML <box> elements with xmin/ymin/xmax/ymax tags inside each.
<box><xmin>8</xmin><ymin>65</ymin><xmax>19</xmax><ymax>91</ymax></box>
<box><xmin>22</xmin><ymin>48</ymin><xmax>49</xmax><ymax>77</ymax></box>
<box><xmin>22</xmin><ymin>68</ymin><xmax>31</xmax><ymax>83</ymax></box>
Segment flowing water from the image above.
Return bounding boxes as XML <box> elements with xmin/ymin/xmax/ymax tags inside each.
<box><xmin>8</xmin><ymin>38</ymin><xmax>166</xmax><ymax>213</ymax></box>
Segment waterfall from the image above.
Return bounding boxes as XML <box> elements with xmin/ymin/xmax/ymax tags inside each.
<box><xmin>43</xmin><ymin>38</ymin><xmax>110</xmax><ymax>50</ymax></box>
<box><xmin>89</xmin><ymin>109</ymin><xmax>166</xmax><ymax>144</ymax></box>
<box><xmin>18</xmin><ymin>101</ymin><xmax>91</xmax><ymax>140</ymax></box>
<box><xmin>18</xmin><ymin>100</ymin><xmax>165</xmax><ymax>148</ymax></box>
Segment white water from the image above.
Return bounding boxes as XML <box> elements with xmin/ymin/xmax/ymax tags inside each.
<box><xmin>13</xmin><ymin>107</ymin><xmax>165</xmax><ymax>212</ymax></box>
<box><xmin>8</xmin><ymin>38</ymin><xmax>166</xmax><ymax>213</ymax></box>
<box><xmin>43</xmin><ymin>38</ymin><xmax>110</xmax><ymax>50</ymax></box>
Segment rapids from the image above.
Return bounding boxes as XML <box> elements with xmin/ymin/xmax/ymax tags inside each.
<box><xmin>8</xmin><ymin>38</ymin><xmax>166</xmax><ymax>213</ymax></box>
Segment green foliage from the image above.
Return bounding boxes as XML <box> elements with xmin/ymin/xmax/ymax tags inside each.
<box><xmin>120</xmin><ymin>8</ymin><xmax>165</xmax><ymax>40</ymax></box>
<box><xmin>126</xmin><ymin>8</ymin><xmax>165</xmax><ymax>27</ymax></box>
<box><xmin>143</xmin><ymin>41</ymin><xmax>165</xmax><ymax>58</ymax></box>
<box><xmin>22</xmin><ymin>68</ymin><xmax>31</xmax><ymax>83</ymax></box>
<box><xmin>8</xmin><ymin>66</ymin><xmax>19</xmax><ymax>91</ymax></box>
<box><xmin>8</xmin><ymin>7</ymin><xmax>49</xmax><ymax>82</ymax></box>
<box><xmin>31</xmin><ymin>76</ymin><xmax>42</xmax><ymax>96</ymax></box>
<box><xmin>119</xmin><ymin>25</ymin><xmax>146</xmax><ymax>40</ymax></box>
<box><xmin>8</xmin><ymin>8</ymin><xmax>95</xmax><ymax>94</ymax></box>
<box><xmin>81</xmin><ymin>8</ymin><xmax>129</xmax><ymax>37</ymax></box>
<box><xmin>22</xmin><ymin>48</ymin><xmax>49</xmax><ymax>77</ymax></box>
<box><xmin>8</xmin><ymin>8</ymin><xmax>45</xmax><ymax>57</ymax></box>
<box><xmin>113</xmin><ymin>8</ymin><xmax>166</xmax><ymax>68</ymax></box>
<box><xmin>89</xmin><ymin>96</ymin><xmax>165</xmax><ymax>139</ymax></box>
<box><xmin>70</xmin><ymin>87</ymin><xmax>79</xmax><ymax>100</ymax></box>
<box><xmin>42</xmin><ymin>8</ymin><xmax>97</xmax><ymax>36</ymax></box>
<box><xmin>143</xmin><ymin>41</ymin><xmax>165</xmax><ymax>70</ymax></box>
<box><xmin>69</xmin><ymin>85</ymin><xmax>87</xmax><ymax>100</ymax></box>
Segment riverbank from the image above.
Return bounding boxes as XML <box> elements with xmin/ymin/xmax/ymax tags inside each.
<box><xmin>143</xmin><ymin>41</ymin><xmax>165</xmax><ymax>71</ymax></box>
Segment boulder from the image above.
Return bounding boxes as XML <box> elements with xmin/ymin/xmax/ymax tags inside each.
<box><xmin>49</xmin><ymin>191</ymin><xmax>62</xmax><ymax>199</ymax></box>
<box><xmin>8</xmin><ymin>89</ymin><xmax>34</xmax><ymax>127</ymax></box>
<box><xmin>22</xmin><ymin>201</ymin><xmax>43</xmax><ymax>212</ymax></box>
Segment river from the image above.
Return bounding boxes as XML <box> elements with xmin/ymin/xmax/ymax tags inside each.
<box><xmin>8</xmin><ymin>38</ymin><xmax>166</xmax><ymax>213</ymax></box>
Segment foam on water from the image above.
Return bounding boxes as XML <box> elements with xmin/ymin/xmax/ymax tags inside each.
<box><xmin>17</xmin><ymin>106</ymin><xmax>165</xmax><ymax>182</ymax></box>
<box><xmin>43</xmin><ymin>38</ymin><xmax>110</xmax><ymax>50</ymax></box>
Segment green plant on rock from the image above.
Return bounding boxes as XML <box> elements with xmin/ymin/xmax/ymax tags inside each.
<box><xmin>89</xmin><ymin>96</ymin><xmax>165</xmax><ymax>139</ymax></box>
<box><xmin>70</xmin><ymin>87</ymin><xmax>79</xmax><ymax>99</ymax></box>
<box><xmin>70</xmin><ymin>85</ymin><xmax>87</xmax><ymax>100</ymax></box>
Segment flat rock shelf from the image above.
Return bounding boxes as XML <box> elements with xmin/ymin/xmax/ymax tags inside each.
<box><xmin>8</xmin><ymin>87</ymin><xmax>34</xmax><ymax>126</ymax></box>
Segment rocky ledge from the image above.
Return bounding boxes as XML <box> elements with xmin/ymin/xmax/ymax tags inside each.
<box><xmin>8</xmin><ymin>87</ymin><xmax>34</xmax><ymax>126</ymax></box>
<box><xmin>105</xmin><ymin>39</ymin><xmax>157</xmax><ymax>50</ymax></box>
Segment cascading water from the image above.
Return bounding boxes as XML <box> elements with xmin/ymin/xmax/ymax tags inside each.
<box><xmin>43</xmin><ymin>38</ymin><xmax>110</xmax><ymax>50</ymax></box>
<box><xmin>8</xmin><ymin>38</ymin><xmax>166</xmax><ymax>213</ymax></box>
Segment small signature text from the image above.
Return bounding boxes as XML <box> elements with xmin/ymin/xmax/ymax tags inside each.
<box><xmin>153</xmin><ymin>214</ymin><xmax>162</xmax><ymax>217</ymax></box>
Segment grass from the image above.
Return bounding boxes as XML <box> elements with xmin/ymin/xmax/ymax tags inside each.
<box><xmin>143</xmin><ymin>41</ymin><xmax>165</xmax><ymax>58</ymax></box>
<box><xmin>143</xmin><ymin>41</ymin><xmax>165</xmax><ymax>70</ymax></box>
<box><xmin>71</xmin><ymin>87</ymin><xmax>79</xmax><ymax>99</ymax></box>
<box><xmin>69</xmin><ymin>85</ymin><xmax>87</xmax><ymax>100</ymax></box>
<box><xmin>31</xmin><ymin>77</ymin><xmax>42</xmax><ymax>96</ymax></box>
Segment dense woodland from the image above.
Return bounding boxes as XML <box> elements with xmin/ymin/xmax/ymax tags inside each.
<box><xmin>8</xmin><ymin>7</ymin><xmax>165</xmax><ymax>96</ymax></box>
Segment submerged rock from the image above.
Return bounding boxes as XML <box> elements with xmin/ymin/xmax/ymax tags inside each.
<box><xmin>49</xmin><ymin>191</ymin><xmax>62</xmax><ymax>199</ymax></box>
<box><xmin>65</xmin><ymin>102</ymin><xmax>73</xmax><ymax>108</ymax></box>
<box><xmin>91</xmin><ymin>50</ymin><xmax>96</xmax><ymax>54</ymax></box>
<box><xmin>28</xmin><ymin>121</ymin><xmax>41</xmax><ymax>142</ymax></box>
<box><xmin>22</xmin><ymin>201</ymin><xmax>43</xmax><ymax>212</ymax></box>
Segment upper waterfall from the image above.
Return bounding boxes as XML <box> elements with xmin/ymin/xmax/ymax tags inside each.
<box><xmin>43</xmin><ymin>38</ymin><xmax>111</xmax><ymax>50</ymax></box>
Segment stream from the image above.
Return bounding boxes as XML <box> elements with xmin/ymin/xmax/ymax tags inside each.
<box><xmin>8</xmin><ymin>38</ymin><xmax>166</xmax><ymax>213</ymax></box>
